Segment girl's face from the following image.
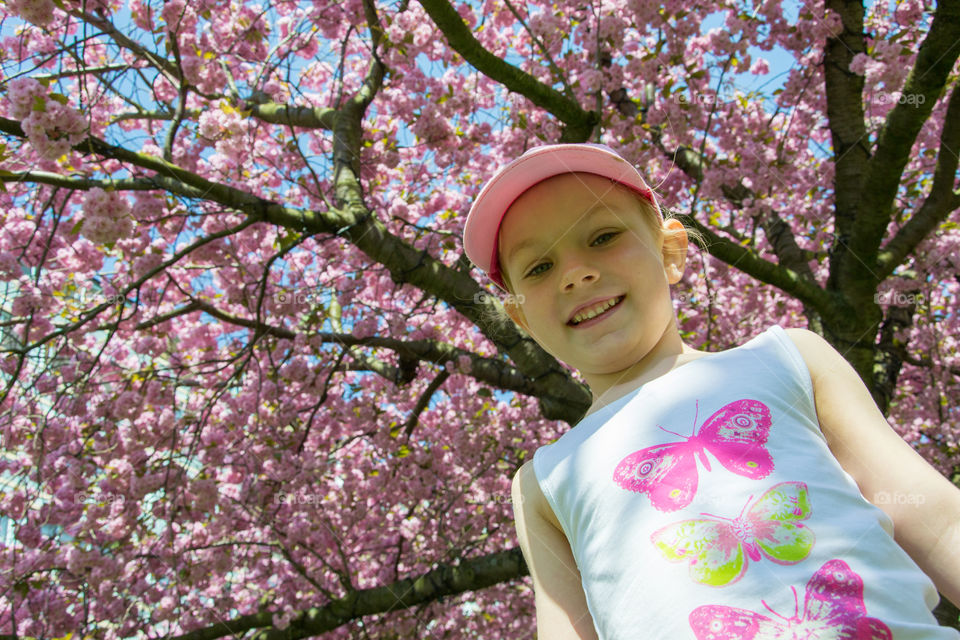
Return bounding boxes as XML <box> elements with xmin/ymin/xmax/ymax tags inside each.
<box><xmin>498</xmin><ymin>173</ymin><xmax>687</xmax><ymax>384</ymax></box>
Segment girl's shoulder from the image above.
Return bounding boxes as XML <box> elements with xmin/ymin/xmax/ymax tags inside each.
<box><xmin>513</xmin><ymin>460</ymin><xmax>563</xmax><ymax>532</ymax></box>
<box><xmin>776</xmin><ymin>326</ymin><xmax>835</xmax><ymax>375</ymax></box>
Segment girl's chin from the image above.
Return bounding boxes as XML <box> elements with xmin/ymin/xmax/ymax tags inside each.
<box><xmin>568</xmin><ymin>344</ymin><xmax>641</xmax><ymax>372</ymax></box>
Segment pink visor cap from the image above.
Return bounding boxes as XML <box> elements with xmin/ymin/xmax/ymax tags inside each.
<box><xmin>463</xmin><ymin>143</ymin><xmax>661</xmax><ymax>290</ymax></box>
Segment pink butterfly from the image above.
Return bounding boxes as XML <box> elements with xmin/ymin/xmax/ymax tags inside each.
<box><xmin>612</xmin><ymin>399</ymin><xmax>774</xmax><ymax>512</ymax></box>
<box><xmin>651</xmin><ymin>481</ymin><xmax>815</xmax><ymax>587</ymax></box>
<box><xmin>689</xmin><ymin>559</ymin><xmax>893</xmax><ymax>639</ymax></box>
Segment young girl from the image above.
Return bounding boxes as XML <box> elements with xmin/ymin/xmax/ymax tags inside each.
<box><xmin>462</xmin><ymin>143</ymin><xmax>960</xmax><ymax>640</ymax></box>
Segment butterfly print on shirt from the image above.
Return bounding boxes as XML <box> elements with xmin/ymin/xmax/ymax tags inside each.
<box><xmin>652</xmin><ymin>481</ymin><xmax>815</xmax><ymax>587</ymax></box>
<box><xmin>689</xmin><ymin>559</ymin><xmax>893</xmax><ymax>640</ymax></box>
<box><xmin>613</xmin><ymin>399</ymin><xmax>774</xmax><ymax>512</ymax></box>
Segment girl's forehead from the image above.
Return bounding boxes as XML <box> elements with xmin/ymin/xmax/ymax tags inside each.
<box><xmin>498</xmin><ymin>175</ymin><xmax>639</xmax><ymax>254</ymax></box>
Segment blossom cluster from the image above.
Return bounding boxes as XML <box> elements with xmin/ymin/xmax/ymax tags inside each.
<box><xmin>80</xmin><ymin>188</ymin><xmax>134</xmax><ymax>245</ymax></box>
<box><xmin>4</xmin><ymin>0</ymin><xmax>57</xmax><ymax>26</ymax></box>
<box><xmin>6</xmin><ymin>77</ymin><xmax>86</xmax><ymax>161</ymax></box>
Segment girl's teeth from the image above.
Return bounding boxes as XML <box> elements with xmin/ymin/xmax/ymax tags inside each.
<box><xmin>573</xmin><ymin>297</ymin><xmax>620</xmax><ymax>324</ymax></box>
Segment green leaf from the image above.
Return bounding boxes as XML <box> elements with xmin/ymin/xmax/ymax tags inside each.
<box><xmin>0</xmin><ymin>169</ymin><xmax>13</xmax><ymax>193</ymax></box>
<box><xmin>276</xmin><ymin>230</ymin><xmax>301</xmax><ymax>252</ymax></box>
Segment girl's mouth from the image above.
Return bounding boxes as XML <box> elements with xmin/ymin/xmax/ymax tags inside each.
<box><xmin>568</xmin><ymin>296</ymin><xmax>625</xmax><ymax>327</ymax></box>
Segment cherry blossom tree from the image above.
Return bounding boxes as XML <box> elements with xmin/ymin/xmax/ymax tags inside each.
<box><xmin>0</xmin><ymin>0</ymin><xmax>958</xmax><ymax>637</ymax></box>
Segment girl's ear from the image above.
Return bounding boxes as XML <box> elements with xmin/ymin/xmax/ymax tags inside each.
<box><xmin>660</xmin><ymin>218</ymin><xmax>688</xmax><ymax>284</ymax></box>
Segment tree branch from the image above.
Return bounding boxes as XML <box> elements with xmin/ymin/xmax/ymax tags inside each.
<box><xmin>0</xmin><ymin>172</ymin><xmax>167</xmax><ymax>191</ymax></box>
<box><xmin>822</xmin><ymin>0</ymin><xmax>868</xmax><ymax>294</ymax></box>
<box><xmin>164</xmin><ymin>547</ymin><xmax>527</xmax><ymax>640</ymax></box>
<box><xmin>856</xmin><ymin>0</ymin><xmax>960</xmax><ymax>264</ymax></box>
<box><xmin>331</xmin><ymin>0</ymin><xmax>387</xmax><ymax>203</ymax></box>
<box><xmin>146</xmin><ymin>299</ymin><xmax>582</xmax><ymax>414</ymax></box>
<box><xmin>68</xmin><ymin>8</ymin><xmax>182</xmax><ymax>86</ymax></box>
<box><xmin>646</xmin><ymin>128</ymin><xmax>837</xmax><ymax>321</ymax></box>
<box><xmin>0</xmin><ymin>116</ymin><xmax>341</xmax><ymax>233</ymax></box>
<box><xmin>403</xmin><ymin>370</ymin><xmax>451</xmax><ymax>437</ymax></box>
<box><xmin>244</xmin><ymin>99</ymin><xmax>339</xmax><ymax>130</ymax></box>
<box><xmin>673</xmin><ymin>212</ymin><xmax>843</xmax><ymax>322</ymax></box>
<box><xmin>6</xmin><ymin>219</ymin><xmax>258</xmax><ymax>355</ymax></box>
<box><xmin>878</xmin><ymin>83</ymin><xmax>960</xmax><ymax>278</ymax></box>
<box><xmin>418</xmin><ymin>0</ymin><xmax>597</xmax><ymax>141</ymax></box>
<box><xmin>317</xmin><ymin>1</ymin><xmax>592</xmax><ymax>421</ymax></box>
<box><xmin>1</xmin><ymin>110</ymin><xmax>593</xmax><ymax>424</ymax></box>
<box><xmin>500</xmin><ymin>0</ymin><xmax>577</xmax><ymax>102</ymax></box>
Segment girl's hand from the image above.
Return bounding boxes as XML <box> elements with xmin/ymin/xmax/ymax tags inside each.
<box><xmin>787</xmin><ymin>328</ymin><xmax>960</xmax><ymax>607</ymax></box>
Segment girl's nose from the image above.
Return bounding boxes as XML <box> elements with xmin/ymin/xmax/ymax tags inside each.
<box><xmin>561</xmin><ymin>261</ymin><xmax>599</xmax><ymax>291</ymax></box>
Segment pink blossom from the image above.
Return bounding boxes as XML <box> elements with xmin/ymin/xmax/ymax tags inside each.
<box><xmin>80</xmin><ymin>188</ymin><xmax>134</xmax><ymax>245</ymax></box>
<box><xmin>6</xmin><ymin>77</ymin><xmax>47</xmax><ymax>119</ymax></box>
<box><xmin>113</xmin><ymin>391</ymin><xmax>142</xmax><ymax>419</ymax></box>
<box><xmin>19</xmin><ymin>97</ymin><xmax>86</xmax><ymax>160</ymax></box>
<box><xmin>5</xmin><ymin>0</ymin><xmax>57</xmax><ymax>26</ymax></box>
<box><xmin>129</xmin><ymin>0</ymin><xmax>154</xmax><ymax>30</ymax></box>
<box><xmin>12</xmin><ymin>280</ymin><xmax>43</xmax><ymax>315</ymax></box>
<box><xmin>0</xmin><ymin>253</ymin><xmax>22</xmax><ymax>280</ymax></box>
<box><xmin>849</xmin><ymin>52</ymin><xmax>871</xmax><ymax>76</ymax></box>
<box><xmin>750</xmin><ymin>58</ymin><xmax>770</xmax><ymax>75</ymax></box>
<box><xmin>578</xmin><ymin>68</ymin><xmax>603</xmax><ymax>93</ymax></box>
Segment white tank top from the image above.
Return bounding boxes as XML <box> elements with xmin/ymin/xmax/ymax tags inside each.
<box><xmin>533</xmin><ymin>325</ymin><xmax>957</xmax><ymax>640</ymax></box>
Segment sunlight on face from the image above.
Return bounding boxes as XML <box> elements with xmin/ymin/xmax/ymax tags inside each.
<box><xmin>496</xmin><ymin>173</ymin><xmax>682</xmax><ymax>384</ymax></box>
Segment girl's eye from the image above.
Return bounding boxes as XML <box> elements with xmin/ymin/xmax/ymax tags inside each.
<box><xmin>525</xmin><ymin>261</ymin><xmax>551</xmax><ymax>278</ymax></box>
<box><xmin>592</xmin><ymin>231</ymin><xmax>619</xmax><ymax>246</ymax></box>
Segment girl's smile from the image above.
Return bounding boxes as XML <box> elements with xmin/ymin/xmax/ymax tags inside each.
<box><xmin>567</xmin><ymin>295</ymin><xmax>625</xmax><ymax>327</ymax></box>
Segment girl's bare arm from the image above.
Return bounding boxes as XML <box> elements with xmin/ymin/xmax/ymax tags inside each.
<box><xmin>787</xmin><ymin>328</ymin><xmax>960</xmax><ymax>606</ymax></box>
<box><xmin>512</xmin><ymin>460</ymin><xmax>600</xmax><ymax>640</ymax></box>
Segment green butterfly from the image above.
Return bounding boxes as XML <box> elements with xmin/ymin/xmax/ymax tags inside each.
<box><xmin>651</xmin><ymin>481</ymin><xmax>815</xmax><ymax>587</ymax></box>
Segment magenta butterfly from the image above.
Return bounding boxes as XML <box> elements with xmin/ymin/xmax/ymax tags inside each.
<box><xmin>651</xmin><ymin>481</ymin><xmax>815</xmax><ymax>587</ymax></box>
<box><xmin>612</xmin><ymin>399</ymin><xmax>774</xmax><ymax>512</ymax></box>
<box><xmin>689</xmin><ymin>559</ymin><xmax>892</xmax><ymax>639</ymax></box>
